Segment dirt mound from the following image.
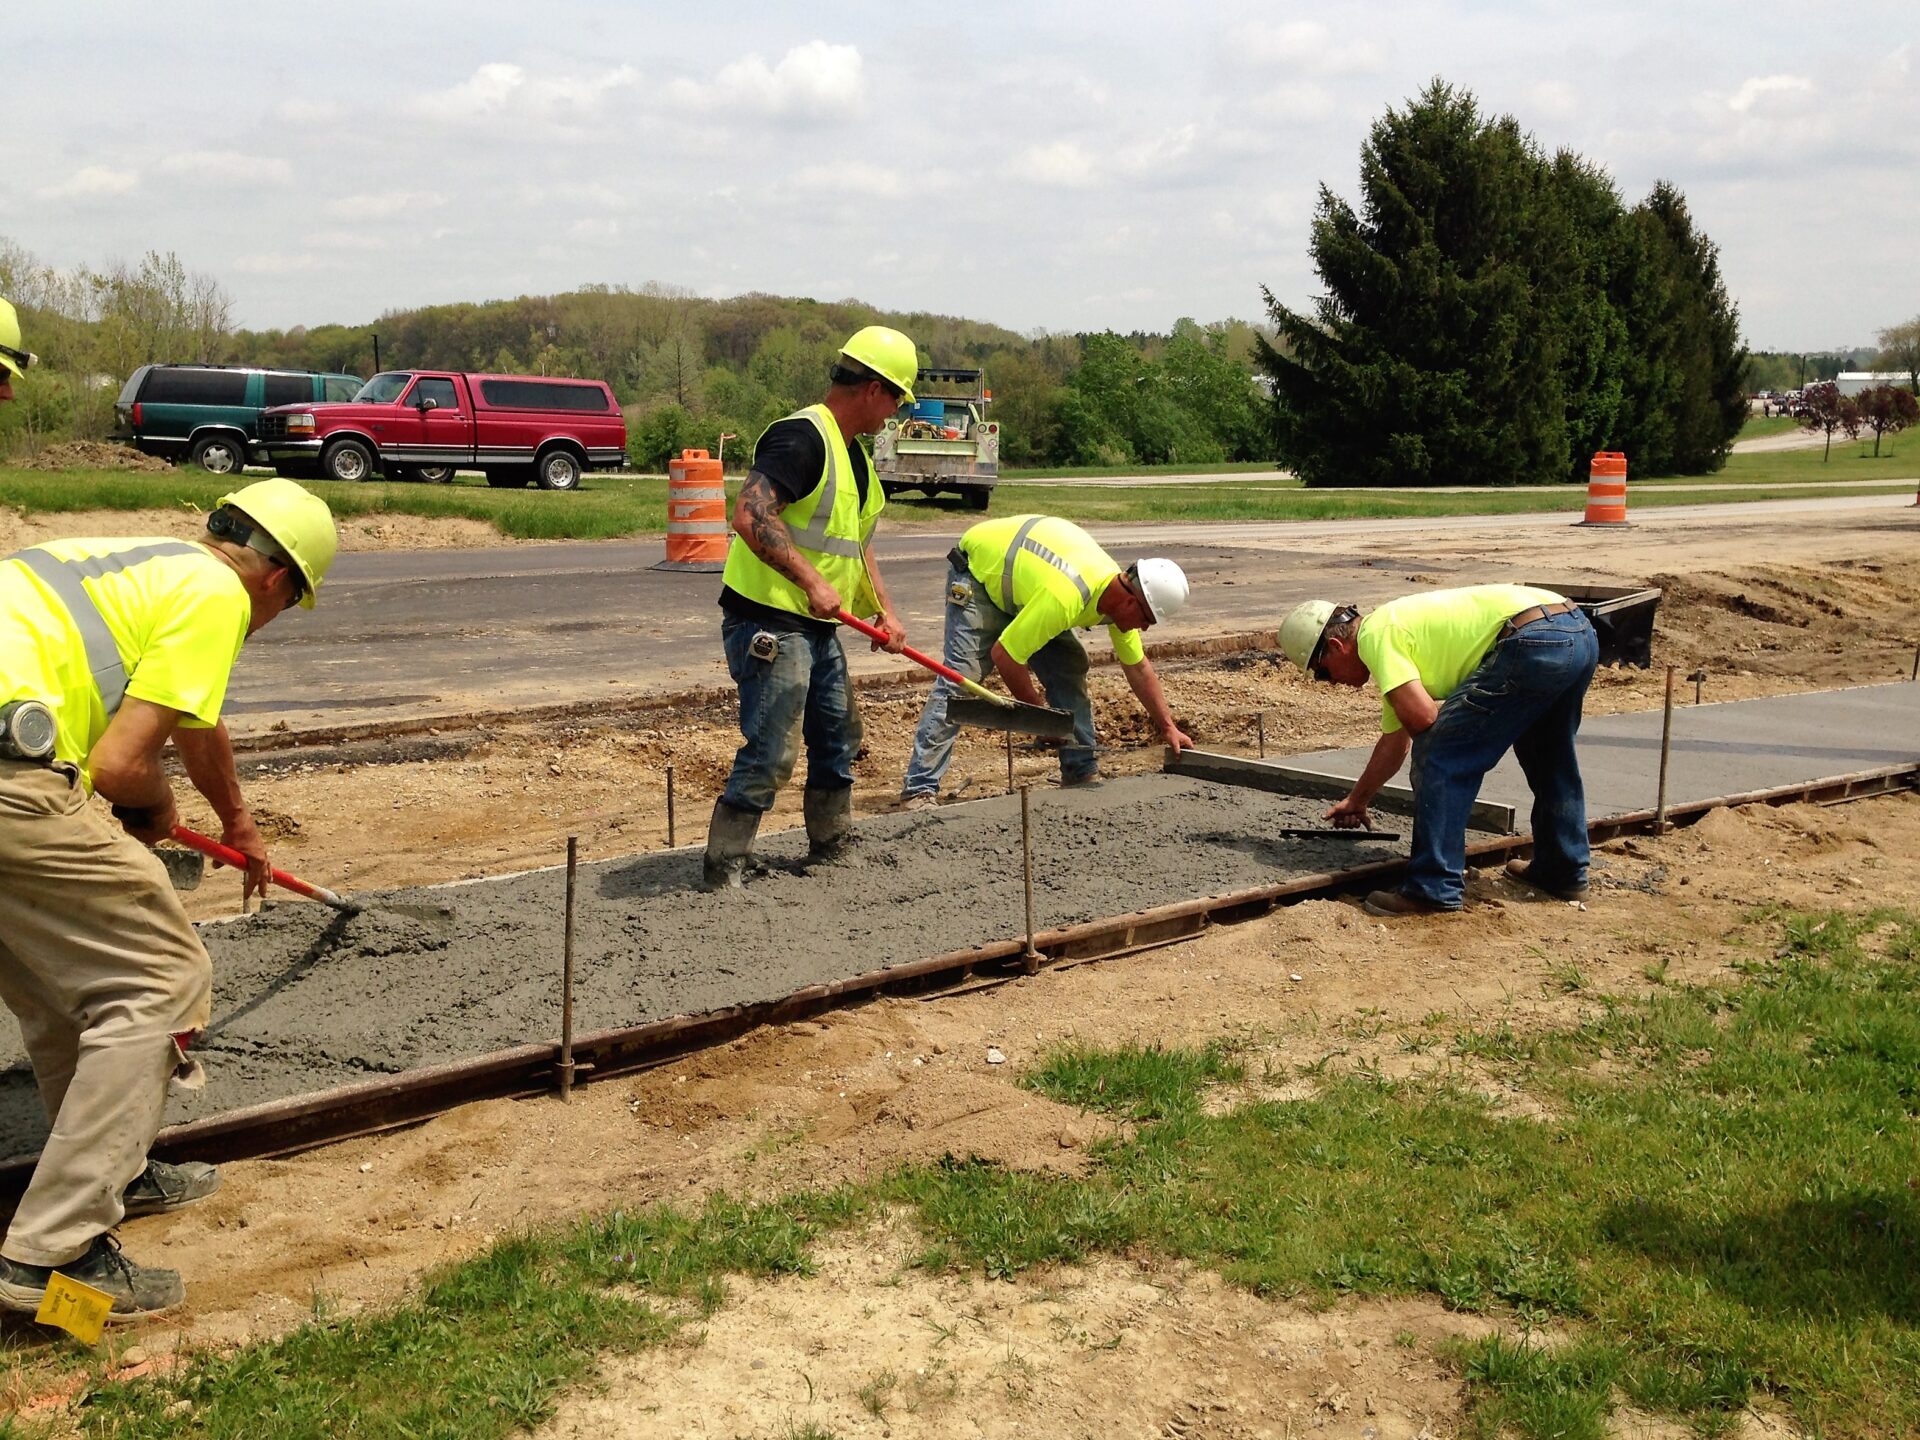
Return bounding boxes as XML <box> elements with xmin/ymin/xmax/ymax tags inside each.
<box><xmin>14</xmin><ymin>440</ymin><xmax>174</xmax><ymax>472</ymax></box>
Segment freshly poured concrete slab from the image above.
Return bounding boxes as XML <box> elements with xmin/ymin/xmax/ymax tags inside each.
<box><xmin>0</xmin><ymin>775</ymin><xmax>1407</xmax><ymax>1162</ymax></box>
<box><xmin>1279</xmin><ymin>683</ymin><xmax>1920</xmax><ymax>832</ymax></box>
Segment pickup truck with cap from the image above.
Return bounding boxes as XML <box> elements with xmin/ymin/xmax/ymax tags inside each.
<box><xmin>256</xmin><ymin>370</ymin><xmax>628</xmax><ymax>490</ymax></box>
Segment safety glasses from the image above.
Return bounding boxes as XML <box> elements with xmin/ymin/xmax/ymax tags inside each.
<box><xmin>1307</xmin><ymin>604</ymin><xmax>1359</xmax><ymax>681</ymax></box>
<box><xmin>0</xmin><ymin>341</ymin><xmax>37</xmax><ymax>373</ymax></box>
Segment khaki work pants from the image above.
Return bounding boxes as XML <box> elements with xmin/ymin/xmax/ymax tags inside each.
<box><xmin>0</xmin><ymin>760</ymin><xmax>211</xmax><ymax>1266</ymax></box>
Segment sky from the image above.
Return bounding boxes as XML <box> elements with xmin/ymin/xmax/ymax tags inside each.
<box><xmin>8</xmin><ymin>1</ymin><xmax>1917</xmax><ymax>353</ymax></box>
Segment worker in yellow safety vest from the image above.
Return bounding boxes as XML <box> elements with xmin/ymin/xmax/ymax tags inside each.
<box><xmin>0</xmin><ymin>318</ymin><xmax>338</xmax><ymax>1319</ymax></box>
<box><xmin>899</xmin><ymin>514</ymin><xmax>1194</xmax><ymax>807</ymax></box>
<box><xmin>703</xmin><ymin>325</ymin><xmax>918</xmax><ymax>889</ymax></box>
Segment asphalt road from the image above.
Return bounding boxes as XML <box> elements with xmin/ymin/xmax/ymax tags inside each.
<box><xmin>224</xmin><ymin>494</ymin><xmax>1917</xmax><ymax>736</ymax></box>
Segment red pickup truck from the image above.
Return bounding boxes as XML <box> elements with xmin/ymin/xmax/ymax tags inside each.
<box><xmin>257</xmin><ymin>370</ymin><xmax>629</xmax><ymax>490</ymax></box>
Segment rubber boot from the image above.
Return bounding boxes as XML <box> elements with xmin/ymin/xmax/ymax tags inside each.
<box><xmin>701</xmin><ymin>799</ymin><xmax>763</xmax><ymax>891</ymax></box>
<box><xmin>803</xmin><ymin>785</ymin><xmax>855</xmax><ymax>864</ymax></box>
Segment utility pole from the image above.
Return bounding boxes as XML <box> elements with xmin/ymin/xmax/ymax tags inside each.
<box><xmin>371</xmin><ymin>333</ymin><xmax>381</xmax><ymax>372</ymax></box>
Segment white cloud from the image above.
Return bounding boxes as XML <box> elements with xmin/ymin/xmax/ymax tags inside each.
<box><xmin>322</xmin><ymin>190</ymin><xmax>447</xmax><ymax>220</ymax></box>
<box><xmin>308</xmin><ymin>230</ymin><xmax>390</xmax><ymax>253</ymax></box>
<box><xmin>233</xmin><ymin>253</ymin><xmax>326</xmax><ymax>275</ymax></box>
<box><xmin>1012</xmin><ymin>139</ymin><xmax>1098</xmax><ymax>189</ymax></box>
<box><xmin>160</xmin><ymin>150</ymin><xmax>292</xmax><ymax>185</ymax></box>
<box><xmin>1231</xmin><ymin>20</ymin><xmax>1384</xmax><ymax>77</ymax></box>
<box><xmin>1725</xmin><ymin>74</ymin><xmax>1814</xmax><ymax>114</ymax></box>
<box><xmin>666</xmin><ymin>41</ymin><xmax>863</xmax><ymax>120</ymax></box>
<box><xmin>1013</xmin><ymin>125</ymin><xmax>1198</xmax><ymax>190</ymax></box>
<box><xmin>791</xmin><ymin>162</ymin><xmax>908</xmax><ymax>198</ymax></box>
<box><xmin>568</xmin><ymin>218</ymin><xmax>620</xmax><ymax>241</ymax></box>
<box><xmin>39</xmin><ymin>165</ymin><xmax>138</xmax><ymax>199</ymax></box>
<box><xmin>275</xmin><ymin>99</ymin><xmax>343</xmax><ymax>124</ymax></box>
<box><xmin>408</xmin><ymin>62</ymin><xmax>637</xmax><ymax>125</ymax></box>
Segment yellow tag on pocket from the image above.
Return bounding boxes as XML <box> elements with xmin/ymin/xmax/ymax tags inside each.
<box><xmin>36</xmin><ymin>1270</ymin><xmax>114</xmax><ymax>1344</ymax></box>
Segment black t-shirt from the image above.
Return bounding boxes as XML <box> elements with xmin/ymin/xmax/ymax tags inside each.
<box><xmin>719</xmin><ymin>416</ymin><xmax>873</xmax><ymax>632</ymax></box>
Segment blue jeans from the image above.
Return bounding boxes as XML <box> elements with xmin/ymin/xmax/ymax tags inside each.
<box><xmin>719</xmin><ymin>612</ymin><xmax>862</xmax><ymax>813</ymax></box>
<box><xmin>1404</xmin><ymin>610</ymin><xmax>1600</xmax><ymax>909</ymax></box>
<box><xmin>901</xmin><ymin>561</ymin><xmax>1097</xmax><ymax>797</ymax></box>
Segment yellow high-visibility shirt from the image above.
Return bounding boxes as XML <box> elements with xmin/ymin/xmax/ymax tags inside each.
<box><xmin>1</xmin><ymin>538</ymin><xmax>251</xmax><ymax>786</ymax></box>
<box><xmin>959</xmin><ymin>514</ymin><xmax>1146</xmax><ymax>667</ymax></box>
<box><xmin>1357</xmin><ymin>584</ymin><xmax>1567</xmax><ymax>734</ymax></box>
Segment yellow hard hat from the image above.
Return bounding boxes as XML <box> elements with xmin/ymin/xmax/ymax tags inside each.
<box><xmin>1280</xmin><ymin>599</ymin><xmax>1338</xmax><ymax>671</ymax></box>
<box><xmin>0</xmin><ymin>298</ymin><xmax>38</xmax><ymax>382</ymax></box>
<box><xmin>216</xmin><ymin>479</ymin><xmax>338</xmax><ymax>609</ymax></box>
<box><xmin>839</xmin><ymin>325</ymin><xmax>918</xmax><ymax>403</ymax></box>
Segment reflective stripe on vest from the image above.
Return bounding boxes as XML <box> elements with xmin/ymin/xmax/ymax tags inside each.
<box><xmin>998</xmin><ymin>517</ymin><xmax>1092</xmax><ymax>612</ymax></box>
<box><xmin>6</xmin><ymin>542</ymin><xmax>204</xmax><ymax>717</ymax></box>
<box><xmin>784</xmin><ymin>410</ymin><xmax>867</xmax><ymax>560</ymax></box>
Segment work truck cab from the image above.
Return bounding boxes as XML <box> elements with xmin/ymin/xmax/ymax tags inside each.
<box><xmin>872</xmin><ymin>367</ymin><xmax>1000</xmax><ymax>510</ymax></box>
<box><xmin>257</xmin><ymin>370</ymin><xmax>628</xmax><ymax>490</ymax></box>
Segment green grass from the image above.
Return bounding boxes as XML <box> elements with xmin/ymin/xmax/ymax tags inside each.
<box><xmin>19</xmin><ymin>908</ymin><xmax>1918</xmax><ymax>1439</ymax></box>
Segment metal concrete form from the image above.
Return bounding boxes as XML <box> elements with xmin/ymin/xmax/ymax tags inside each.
<box><xmin>1273</xmin><ymin>682</ymin><xmax>1920</xmax><ymax>832</ymax></box>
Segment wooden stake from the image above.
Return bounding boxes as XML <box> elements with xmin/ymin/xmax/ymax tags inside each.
<box><xmin>1655</xmin><ymin>665</ymin><xmax>1676</xmax><ymax>834</ymax></box>
<box><xmin>1256</xmin><ymin>711</ymin><xmax>1266</xmax><ymax>759</ymax></box>
<box><xmin>558</xmin><ymin>836</ymin><xmax>577</xmax><ymax>1100</ymax></box>
<box><xmin>665</xmin><ymin>763</ymin><xmax>676</xmax><ymax>848</ymax></box>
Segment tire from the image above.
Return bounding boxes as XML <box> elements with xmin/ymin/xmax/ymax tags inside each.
<box><xmin>964</xmin><ymin>487</ymin><xmax>991</xmax><ymax>511</ymax></box>
<box><xmin>322</xmin><ymin>438</ymin><xmax>377</xmax><ymax>483</ymax></box>
<box><xmin>536</xmin><ymin>449</ymin><xmax>583</xmax><ymax>491</ymax></box>
<box><xmin>189</xmin><ymin>434</ymin><xmax>247</xmax><ymax>476</ymax></box>
<box><xmin>415</xmin><ymin>465</ymin><xmax>455</xmax><ymax>484</ymax></box>
<box><xmin>484</xmin><ymin>468</ymin><xmax>530</xmax><ymax>489</ymax></box>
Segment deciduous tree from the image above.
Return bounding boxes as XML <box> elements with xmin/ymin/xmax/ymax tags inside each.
<box><xmin>1797</xmin><ymin>381</ymin><xmax>1861</xmax><ymax>460</ymax></box>
<box><xmin>1854</xmin><ymin>383</ymin><xmax>1918</xmax><ymax>457</ymax></box>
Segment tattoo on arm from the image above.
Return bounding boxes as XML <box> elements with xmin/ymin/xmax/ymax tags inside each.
<box><xmin>738</xmin><ymin>472</ymin><xmax>808</xmax><ymax>584</ymax></box>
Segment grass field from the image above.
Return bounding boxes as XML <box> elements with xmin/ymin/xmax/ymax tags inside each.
<box><xmin>21</xmin><ymin>906</ymin><xmax>1917</xmax><ymax>1440</ymax></box>
<box><xmin>2</xmin><ymin>437</ymin><xmax>1912</xmax><ymax>542</ymax></box>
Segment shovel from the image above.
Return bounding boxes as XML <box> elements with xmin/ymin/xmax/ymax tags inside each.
<box><xmin>170</xmin><ymin>825</ymin><xmax>362</xmax><ymax>913</ymax></box>
<box><xmin>834</xmin><ymin>608</ymin><xmax>1075</xmax><ymax>740</ymax></box>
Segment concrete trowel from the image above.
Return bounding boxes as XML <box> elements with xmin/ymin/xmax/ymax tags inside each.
<box><xmin>835</xmin><ymin>608</ymin><xmax>1074</xmax><ymax>740</ymax></box>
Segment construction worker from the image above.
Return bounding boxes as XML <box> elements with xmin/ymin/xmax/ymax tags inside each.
<box><xmin>0</xmin><ymin>369</ymin><xmax>339</xmax><ymax>1320</ymax></box>
<box><xmin>900</xmin><ymin>514</ymin><xmax>1192</xmax><ymax>807</ymax></box>
<box><xmin>703</xmin><ymin>325</ymin><xmax>918</xmax><ymax>889</ymax></box>
<box><xmin>1280</xmin><ymin>586</ymin><xmax>1600</xmax><ymax>917</ymax></box>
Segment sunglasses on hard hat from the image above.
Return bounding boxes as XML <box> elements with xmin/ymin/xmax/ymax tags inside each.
<box><xmin>0</xmin><ymin>341</ymin><xmax>38</xmax><ymax>373</ymax></box>
<box><xmin>207</xmin><ymin>506</ymin><xmax>305</xmax><ymax>602</ymax></box>
<box><xmin>1307</xmin><ymin>604</ymin><xmax>1359</xmax><ymax>682</ymax></box>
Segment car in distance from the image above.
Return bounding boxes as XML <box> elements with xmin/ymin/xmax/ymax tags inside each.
<box><xmin>256</xmin><ymin>370</ymin><xmax>628</xmax><ymax>489</ymax></box>
<box><xmin>112</xmin><ymin>364</ymin><xmax>364</xmax><ymax>475</ymax></box>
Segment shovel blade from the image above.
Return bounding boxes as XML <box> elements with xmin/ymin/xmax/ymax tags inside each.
<box><xmin>157</xmin><ymin>846</ymin><xmax>205</xmax><ymax>891</ymax></box>
<box><xmin>948</xmin><ymin>695</ymin><xmax>1076</xmax><ymax>740</ymax></box>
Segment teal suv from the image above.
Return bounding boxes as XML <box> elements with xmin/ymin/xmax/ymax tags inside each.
<box><xmin>113</xmin><ymin>364</ymin><xmax>363</xmax><ymax>475</ymax></box>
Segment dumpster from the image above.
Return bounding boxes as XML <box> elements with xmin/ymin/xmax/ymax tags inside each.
<box><xmin>1528</xmin><ymin>583</ymin><xmax>1661</xmax><ymax>668</ymax></box>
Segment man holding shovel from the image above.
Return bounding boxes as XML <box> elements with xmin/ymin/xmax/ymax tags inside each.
<box><xmin>703</xmin><ymin>325</ymin><xmax>919</xmax><ymax>890</ymax></box>
<box><xmin>899</xmin><ymin>514</ymin><xmax>1193</xmax><ymax>809</ymax></box>
<box><xmin>0</xmin><ymin>365</ymin><xmax>338</xmax><ymax>1321</ymax></box>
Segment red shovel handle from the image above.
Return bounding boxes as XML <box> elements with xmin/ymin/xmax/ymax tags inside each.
<box><xmin>169</xmin><ymin>824</ymin><xmax>352</xmax><ymax>911</ymax></box>
<box><xmin>834</xmin><ymin>608</ymin><xmax>1003</xmax><ymax>702</ymax></box>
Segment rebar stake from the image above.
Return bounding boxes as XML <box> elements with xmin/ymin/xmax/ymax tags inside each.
<box><xmin>1257</xmin><ymin>711</ymin><xmax>1266</xmax><ymax>759</ymax></box>
<box><xmin>1005</xmin><ymin>730</ymin><xmax>1015</xmax><ymax>794</ymax></box>
<box><xmin>665</xmin><ymin>763</ymin><xmax>677</xmax><ymax>849</ymax></box>
<box><xmin>1654</xmin><ymin>665</ymin><xmax>1676</xmax><ymax>834</ymax></box>
<box><xmin>1019</xmin><ymin>785</ymin><xmax>1041</xmax><ymax>975</ymax></box>
<box><xmin>1689</xmin><ymin>668</ymin><xmax>1706</xmax><ymax>705</ymax></box>
<box><xmin>558</xmin><ymin>836</ymin><xmax>578</xmax><ymax>1100</ymax></box>
<box><xmin>1912</xmin><ymin>643</ymin><xmax>1919</xmax><ymax>683</ymax></box>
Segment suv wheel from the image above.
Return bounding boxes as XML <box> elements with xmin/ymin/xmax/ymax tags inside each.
<box><xmin>323</xmin><ymin>439</ymin><xmax>377</xmax><ymax>483</ymax></box>
<box><xmin>536</xmin><ymin>450</ymin><xmax>583</xmax><ymax>491</ymax></box>
<box><xmin>189</xmin><ymin>435</ymin><xmax>247</xmax><ymax>476</ymax></box>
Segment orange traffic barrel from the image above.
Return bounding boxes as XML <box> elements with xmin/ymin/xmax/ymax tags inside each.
<box><xmin>653</xmin><ymin>449</ymin><xmax>729</xmax><ymax>572</ymax></box>
<box><xmin>1575</xmin><ymin>451</ymin><xmax>1630</xmax><ymax>527</ymax></box>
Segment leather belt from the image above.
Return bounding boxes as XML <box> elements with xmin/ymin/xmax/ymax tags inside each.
<box><xmin>1500</xmin><ymin>600</ymin><xmax>1581</xmax><ymax>637</ymax></box>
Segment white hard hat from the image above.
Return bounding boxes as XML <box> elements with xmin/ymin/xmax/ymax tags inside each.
<box><xmin>1128</xmin><ymin>558</ymin><xmax>1188</xmax><ymax>625</ymax></box>
<box><xmin>1280</xmin><ymin>600</ymin><xmax>1337</xmax><ymax>671</ymax></box>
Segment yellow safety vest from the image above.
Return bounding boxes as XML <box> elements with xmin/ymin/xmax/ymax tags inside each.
<box><xmin>722</xmin><ymin>404</ymin><xmax>885</xmax><ymax>621</ymax></box>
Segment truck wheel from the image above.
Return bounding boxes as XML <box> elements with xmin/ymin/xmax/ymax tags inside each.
<box><xmin>965</xmin><ymin>488</ymin><xmax>990</xmax><ymax>511</ymax></box>
<box><xmin>415</xmin><ymin>465</ymin><xmax>455</xmax><ymax>484</ymax></box>
<box><xmin>536</xmin><ymin>449</ymin><xmax>583</xmax><ymax>491</ymax></box>
<box><xmin>483</xmin><ymin>469</ymin><xmax>528</xmax><ymax>488</ymax></box>
<box><xmin>190</xmin><ymin>435</ymin><xmax>247</xmax><ymax>475</ymax></box>
<box><xmin>322</xmin><ymin>439</ymin><xmax>376</xmax><ymax>483</ymax></box>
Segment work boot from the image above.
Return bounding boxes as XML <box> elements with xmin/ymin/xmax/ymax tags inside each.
<box><xmin>900</xmin><ymin>792</ymin><xmax>939</xmax><ymax>813</ymax></box>
<box><xmin>123</xmin><ymin>1159</ymin><xmax>221</xmax><ymax>1218</ymax></box>
<box><xmin>803</xmin><ymin>786</ymin><xmax>855</xmax><ymax>863</ymax></box>
<box><xmin>1503</xmin><ymin>858</ymin><xmax>1591</xmax><ymax>903</ymax></box>
<box><xmin>701</xmin><ymin>799</ymin><xmax>762</xmax><ymax>891</ymax></box>
<box><xmin>0</xmin><ymin>1234</ymin><xmax>185</xmax><ymax>1319</ymax></box>
<box><xmin>1362</xmin><ymin>889</ymin><xmax>1457</xmax><ymax>918</ymax></box>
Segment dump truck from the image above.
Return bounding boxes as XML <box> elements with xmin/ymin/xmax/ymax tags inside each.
<box><xmin>872</xmin><ymin>366</ymin><xmax>1000</xmax><ymax>510</ymax></box>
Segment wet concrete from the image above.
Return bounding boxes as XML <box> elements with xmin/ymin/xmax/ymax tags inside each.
<box><xmin>1282</xmin><ymin>682</ymin><xmax>1920</xmax><ymax>830</ymax></box>
<box><xmin>0</xmin><ymin>775</ymin><xmax>1404</xmax><ymax>1161</ymax></box>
